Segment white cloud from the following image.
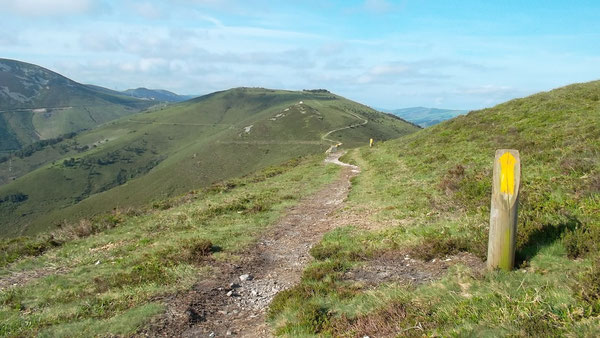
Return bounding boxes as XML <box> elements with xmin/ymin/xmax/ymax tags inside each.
<box><xmin>0</xmin><ymin>0</ymin><xmax>96</xmax><ymax>16</ymax></box>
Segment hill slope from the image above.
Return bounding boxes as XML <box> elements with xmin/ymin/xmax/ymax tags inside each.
<box><xmin>0</xmin><ymin>87</ymin><xmax>418</xmax><ymax>236</ymax></box>
<box><xmin>384</xmin><ymin>106</ymin><xmax>468</xmax><ymax>127</ymax></box>
<box><xmin>269</xmin><ymin>81</ymin><xmax>600</xmax><ymax>335</ymax></box>
<box><xmin>0</xmin><ymin>154</ymin><xmax>345</xmax><ymax>337</ymax></box>
<box><xmin>0</xmin><ymin>59</ymin><xmax>156</xmax><ymax>151</ymax></box>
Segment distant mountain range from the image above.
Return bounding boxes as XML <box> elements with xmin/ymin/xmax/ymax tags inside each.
<box><xmin>380</xmin><ymin>107</ymin><xmax>469</xmax><ymax>127</ymax></box>
<box><xmin>0</xmin><ymin>59</ymin><xmax>194</xmax><ymax>152</ymax></box>
<box><xmin>121</xmin><ymin>87</ymin><xmax>197</xmax><ymax>102</ymax></box>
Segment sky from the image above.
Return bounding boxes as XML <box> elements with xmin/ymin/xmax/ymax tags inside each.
<box><xmin>1</xmin><ymin>0</ymin><xmax>600</xmax><ymax>110</ymax></box>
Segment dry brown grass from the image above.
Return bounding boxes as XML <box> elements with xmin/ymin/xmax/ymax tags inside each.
<box><xmin>438</xmin><ymin>164</ymin><xmax>466</xmax><ymax>195</ymax></box>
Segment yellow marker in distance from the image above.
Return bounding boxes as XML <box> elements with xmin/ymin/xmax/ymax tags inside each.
<box><xmin>499</xmin><ymin>152</ymin><xmax>516</xmax><ymax>195</ymax></box>
<box><xmin>369</xmin><ymin>138</ymin><xmax>373</xmax><ymax>147</ymax></box>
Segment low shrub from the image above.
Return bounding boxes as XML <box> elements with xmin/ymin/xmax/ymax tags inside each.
<box><xmin>152</xmin><ymin>200</ymin><xmax>173</xmax><ymax>210</ymax></box>
<box><xmin>576</xmin><ymin>256</ymin><xmax>600</xmax><ymax>315</ymax></box>
<box><xmin>439</xmin><ymin>164</ymin><xmax>466</xmax><ymax>195</ymax></box>
<box><xmin>562</xmin><ymin>223</ymin><xmax>600</xmax><ymax>258</ymax></box>
<box><xmin>182</xmin><ymin>238</ymin><xmax>215</xmax><ymax>262</ymax></box>
<box><xmin>0</xmin><ymin>236</ymin><xmax>58</xmax><ymax>267</ymax></box>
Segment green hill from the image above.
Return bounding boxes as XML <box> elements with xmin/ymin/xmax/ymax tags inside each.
<box><xmin>269</xmin><ymin>81</ymin><xmax>600</xmax><ymax>335</ymax></box>
<box><xmin>0</xmin><ymin>87</ymin><xmax>418</xmax><ymax>237</ymax></box>
<box><xmin>0</xmin><ymin>59</ymin><xmax>157</xmax><ymax>152</ymax></box>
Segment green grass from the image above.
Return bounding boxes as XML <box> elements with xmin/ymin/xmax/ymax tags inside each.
<box><xmin>0</xmin><ymin>87</ymin><xmax>418</xmax><ymax>237</ymax></box>
<box><xmin>0</xmin><ymin>154</ymin><xmax>341</xmax><ymax>337</ymax></box>
<box><xmin>2</xmin><ymin>80</ymin><xmax>599</xmax><ymax>337</ymax></box>
<box><xmin>268</xmin><ymin>80</ymin><xmax>600</xmax><ymax>336</ymax></box>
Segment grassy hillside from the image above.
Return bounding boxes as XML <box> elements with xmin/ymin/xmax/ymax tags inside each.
<box><xmin>267</xmin><ymin>81</ymin><xmax>600</xmax><ymax>335</ymax></box>
<box><xmin>0</xmin><ymin>155</ymin><xmax>342</xmax><ymax>337</ymax></box>
<box><xmin>0</xmin><ymin>88</ymin><xmax>418</xmax><ymax>237</ymax></box>
<box><xmin>0</xmin><ymin>59</ymin><xmax>156</xmax><ymax>151</ymax></box>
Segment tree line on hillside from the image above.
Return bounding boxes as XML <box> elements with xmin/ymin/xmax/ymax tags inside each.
<box><xmin>0</xmin><ymin>132</ymin><xmax>78</xmax><ymax>163</ymax></box>
<box><xmin>303</xmin><ymin>89</ymin><xmax>331</xmax><ymax>93</ymax></box>
<box><xmin>62</xmin><ymin>142</ymin><xmax>150</xmax><ymax>169</ymax></box>
<box><xmin>0</xmin><ymin>192</ymin><xmax>28</xmax><ymax>204</ymax></box>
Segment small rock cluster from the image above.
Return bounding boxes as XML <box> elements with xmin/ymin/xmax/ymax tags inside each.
<box><xmin>218</xmin><ymin>273</ymin><xmax>291</xmax><ymax>313</ymax></box>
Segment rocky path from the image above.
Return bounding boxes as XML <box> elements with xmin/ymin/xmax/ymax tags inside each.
<box><xmin>148</xmin><ymin>151</ymin><xmax>359</xmax><ymax>337</ymax></box>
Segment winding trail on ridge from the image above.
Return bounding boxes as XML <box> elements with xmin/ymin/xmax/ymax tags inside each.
<box><xmin>149</xmin><ymin>151</ymin><xmax>360</xmax><ymax>337</ymax></box>
<box><xmin>147</xmin><ymin>109</ymin><xmax>368</xmax><ymax>337</ymax></box>
<box><xmin>322</xmin><ymin>111</ymin><xmax>368</xmax><ymax>147</ymax></box>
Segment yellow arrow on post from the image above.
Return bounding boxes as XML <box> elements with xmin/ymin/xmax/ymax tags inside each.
<box><xmin>369</xmin><ymin>138</ymin><xmax>373</xmax><ymax>147</ymax></box>
<box><xmin>499</xmin><ymin>152</ymin><xmax>516</xmax><ymax>195</ymax></box>
<box><xmin>487</xmin><ymin>149</ymin><xmax>521</xmax><ymax>271</ymax></box>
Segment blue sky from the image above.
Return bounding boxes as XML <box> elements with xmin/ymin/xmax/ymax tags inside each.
<box><xmin>1</xmin><ymin>0</ymin><xmax>600</xmax><ymax>109</ymax></box>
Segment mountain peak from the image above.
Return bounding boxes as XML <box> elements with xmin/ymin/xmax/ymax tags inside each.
<box><xmin>0</xmin><ymin>59</ymin><xmax>155</xmax><ymax>151</ymax></box>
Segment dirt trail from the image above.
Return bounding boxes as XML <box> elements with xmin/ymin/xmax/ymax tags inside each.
<box><xmin>321</xmin><ymin>111</ymin><xmax>368</xmax><ymax>145</ymax></box>
<box><xmin>148</xmin><ymin>152</ymin><xmax>360</xmax><ymax>337</ymax></box>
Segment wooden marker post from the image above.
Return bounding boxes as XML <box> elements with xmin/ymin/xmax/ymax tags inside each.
<box><xmin>487</xmin><ymin>149</ymin><xmax>520</xmax><ymax>271</ymax></box>
<box><xmin>369</xmin><ymin>138</ymin><xmax>374</xmax><ymax>147</ymax></box>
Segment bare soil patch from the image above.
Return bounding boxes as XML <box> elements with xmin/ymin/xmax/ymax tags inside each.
<box><xmin>343</xmin><ymin>251</ymin><xmax>484</xmax><ymax>288</ymax></box>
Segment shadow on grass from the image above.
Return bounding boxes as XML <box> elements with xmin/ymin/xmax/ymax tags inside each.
<box><xmin>515</xmin><ymin>216</ymin><xmax>581</xmax><ymax>267</ymax></box>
